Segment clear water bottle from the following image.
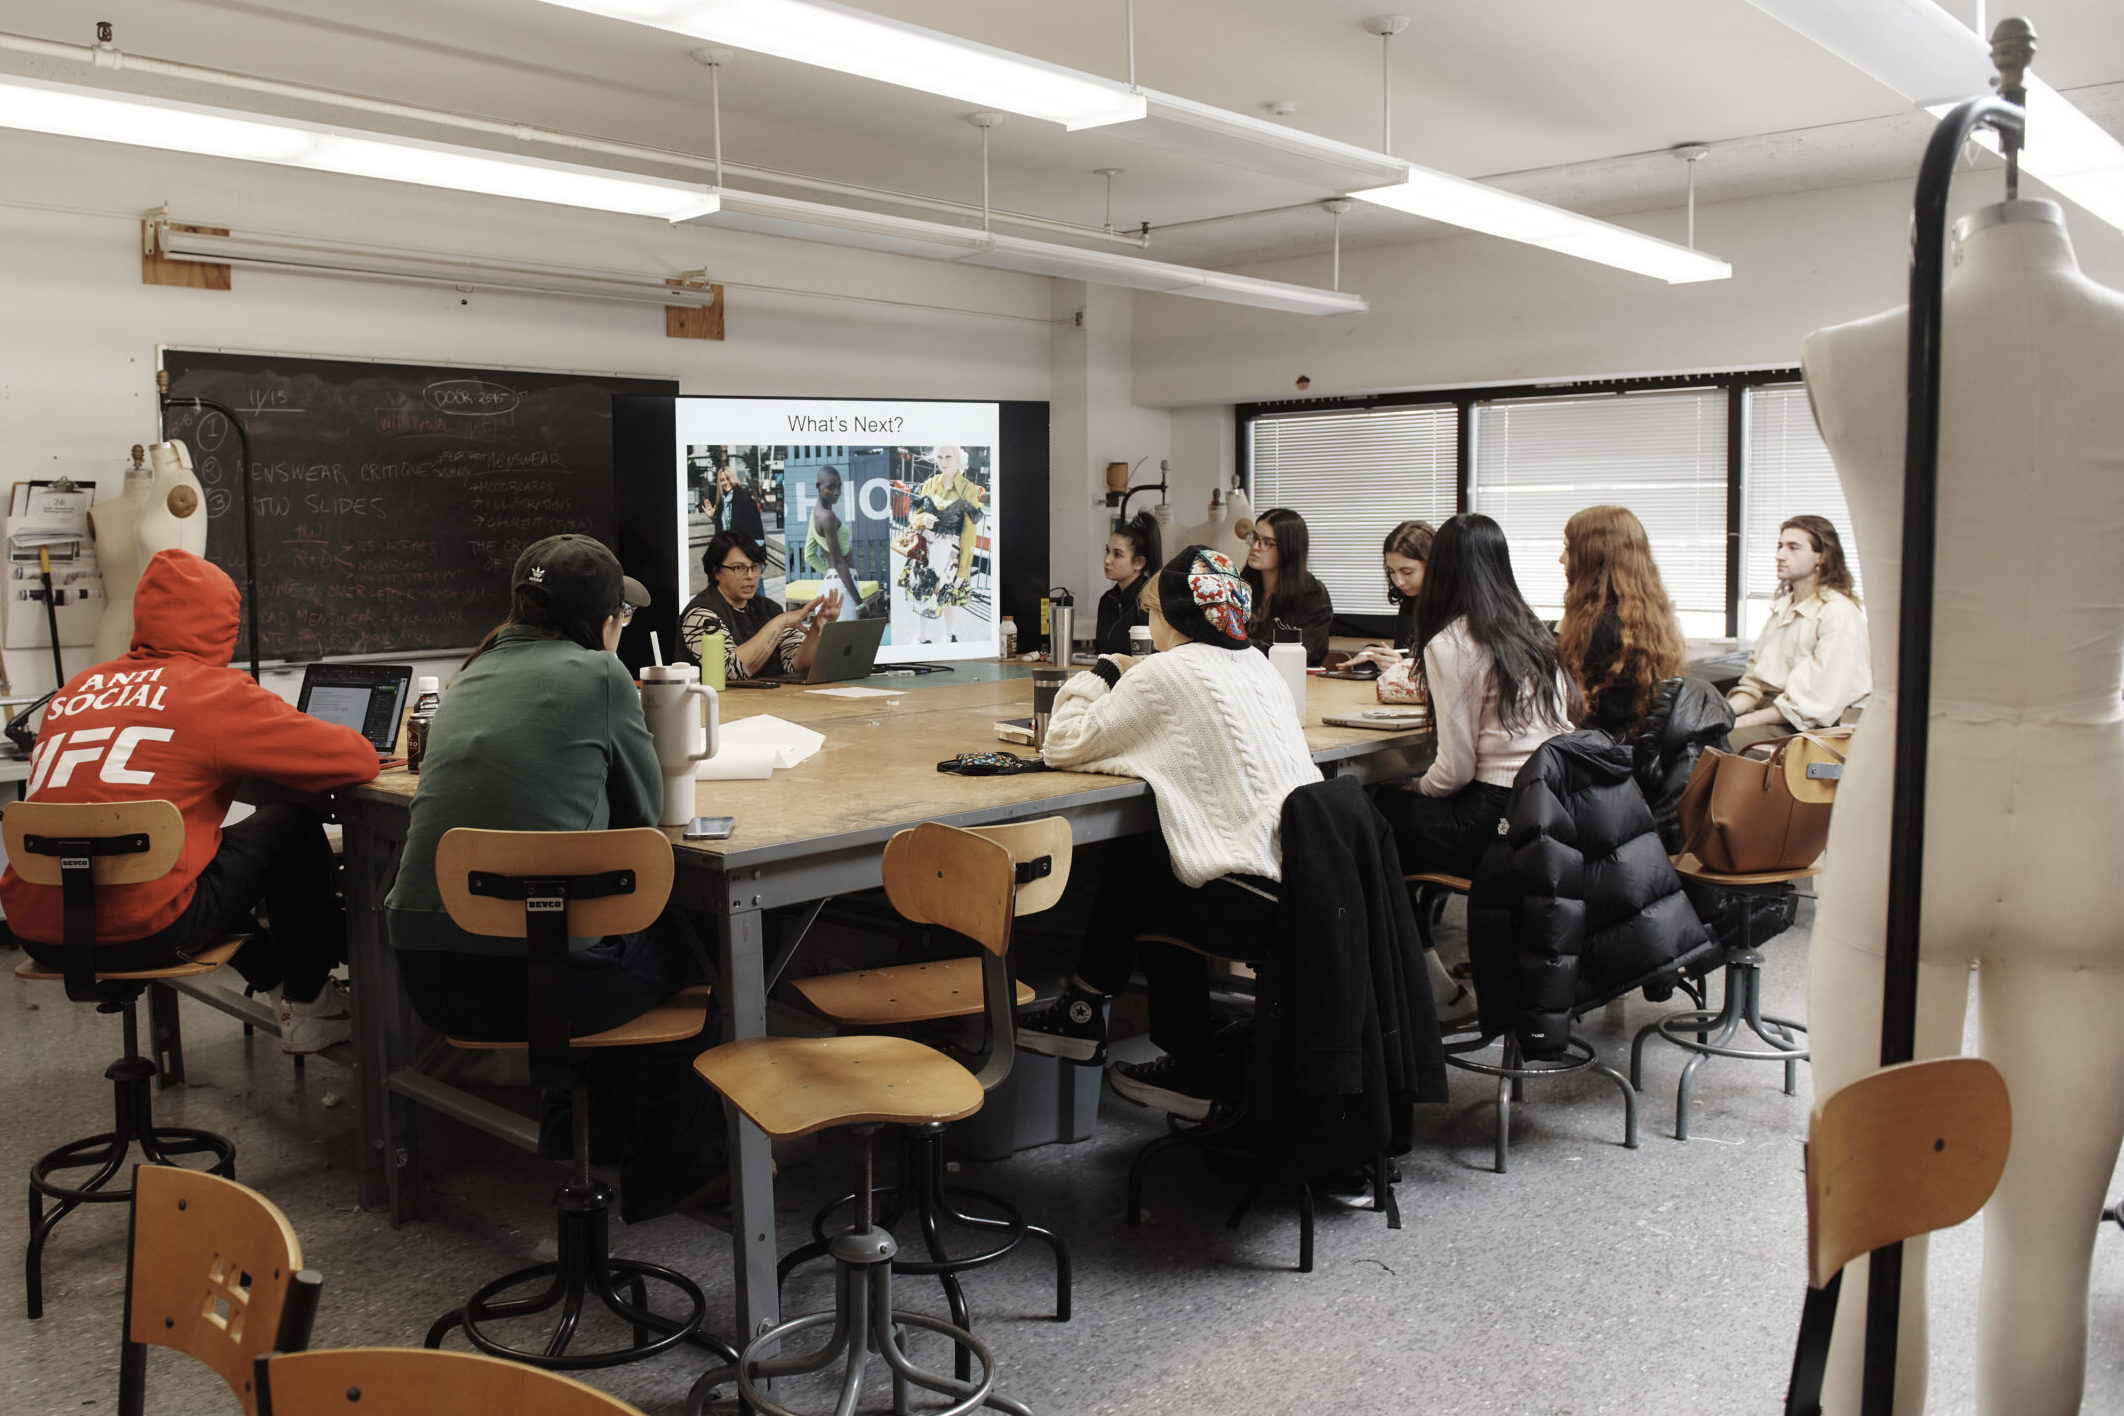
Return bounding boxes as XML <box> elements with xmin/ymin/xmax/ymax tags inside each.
<box><xmin>1269</xmin><ymin>623</ymin><xmax>1307</xmax><ymax>719</ymax></box>
<box><xmin>405</xmin><ymin>674</ymin><xmax>443</xmax><ymax>773</ymax></box>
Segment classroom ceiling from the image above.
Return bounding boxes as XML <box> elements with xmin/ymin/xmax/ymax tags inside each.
<box><xmin>2</xmin><ymin>0</ymin><xmax>2121</xmax><ymax>270</ymax></box>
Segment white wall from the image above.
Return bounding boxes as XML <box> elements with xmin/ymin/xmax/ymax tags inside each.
<box><xmin>0</xmin><ymin>130</ymin><xmax>1062</xmax><ymax>700</ymax></box>
<box><xmin>1132</xmin><ymin>177</ymin><xmax>2124</xmax><ymax>485</ymax></box>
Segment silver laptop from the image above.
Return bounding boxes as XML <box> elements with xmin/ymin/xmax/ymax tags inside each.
<box><xmin>804</xmin><ymin>618</ymin><xmax>889</xmax><ymax>684</ymax></box>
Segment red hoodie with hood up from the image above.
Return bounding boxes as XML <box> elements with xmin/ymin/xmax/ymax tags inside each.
<box><xmin>0</xmin><ymin>550</ymin><xmax>380</xmax><ymax>943</ymax></box>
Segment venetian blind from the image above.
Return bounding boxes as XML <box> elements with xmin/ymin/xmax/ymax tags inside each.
<box><xmin>1742</xmin><ymin>384</ymin><xmax>1864</xmax><ymax>637</ymax></box>
<box><xmin>1248</xmin><ymin>405</ymin><xmax>1458</xmax><ymax>616</ymax></box>
<box><xmin>1472</xmin><ymin>390</ymin><xmax>1728</xmax><ymax>631</ymax></box>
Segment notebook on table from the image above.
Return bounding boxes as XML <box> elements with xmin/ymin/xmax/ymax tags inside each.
<box><xmin>297</xmin><ymin>663</ymin><xmax>415</xmax><ymax>760</ymax></box>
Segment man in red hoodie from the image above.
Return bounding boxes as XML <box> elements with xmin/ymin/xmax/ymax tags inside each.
<box><xmin>0</xmin><ymin>550</ymin><xmax>380</xmax><ymax>1053</ymax></box>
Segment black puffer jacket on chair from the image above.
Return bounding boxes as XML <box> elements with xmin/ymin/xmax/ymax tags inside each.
<box><xmin>1630</xmin><ymin>677</ymin><xmax>1734</xmax><ymax>854</ymax></box>
<box><xmin>1468</xmin><ymin>730</ymin><xmax>1717</xmax><ymax>1060</ymax></box>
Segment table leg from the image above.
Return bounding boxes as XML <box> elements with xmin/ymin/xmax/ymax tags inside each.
<box><xmin>344</xmin><ymin>808</ymin><xmax>420</xmax><ymax>1222</ymax></box>
<box><xmin>719</xmin><ymin>904</ymin><xmax>782</xmax><ymax>1349</ymax></box>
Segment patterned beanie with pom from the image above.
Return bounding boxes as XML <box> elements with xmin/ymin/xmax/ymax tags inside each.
<box><xmin>1156</xmin><ymin>544</ymin><xmax>1253</xmax><ymax>651</ymax></box>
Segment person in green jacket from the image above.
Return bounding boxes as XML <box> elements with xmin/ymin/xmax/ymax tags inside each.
<box><xmin>385</xmin><ymin>534</ymin><xmax>724</xmax><ymax>1220</ymax></box>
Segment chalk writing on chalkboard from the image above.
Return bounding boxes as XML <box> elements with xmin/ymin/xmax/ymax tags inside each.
<box><xmin>159</xmin><ymin>351</ymin><xmax>675</xmax><ymax>661</ymax></box>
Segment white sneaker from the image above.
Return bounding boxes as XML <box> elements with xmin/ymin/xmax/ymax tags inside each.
<box><xmin>279</xmin><ymin>977</ymin><xmax>353</xmax><ymax>1055</ymax></box>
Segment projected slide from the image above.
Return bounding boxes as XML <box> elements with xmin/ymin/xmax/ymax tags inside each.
<box><xmin>671</xmin><ymin>398</ymin><xmax>1000</xmax><ymax>664</ymax></box>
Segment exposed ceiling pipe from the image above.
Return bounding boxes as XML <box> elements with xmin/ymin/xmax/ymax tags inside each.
<box><xmin>0</xmin><ymin>27</ymin><xmax>1150</xmax><ymax>248</ymax></box>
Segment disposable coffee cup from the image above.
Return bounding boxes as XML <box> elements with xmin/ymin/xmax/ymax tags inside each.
<box><xmin>1128</xmin><ymin>625</ymin><xmax>1155</xmax><ymax>656</ymax></box>
<box><xmin>1030</xmin><ymin>666</ymin><xmax>1072</xmax><ymax>749</ymax></box>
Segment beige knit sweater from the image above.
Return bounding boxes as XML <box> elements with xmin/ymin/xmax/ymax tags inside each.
<box><xmin>1041</xmin><ymin>642</ymin><xmax>1322</xmax><ymax>888</ymax></box>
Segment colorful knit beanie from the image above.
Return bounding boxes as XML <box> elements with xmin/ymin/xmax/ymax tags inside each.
<box><xmin>1156</xmin><ymin>544</ymin><xmax>1253</xmax><ymax>651</ymax></box>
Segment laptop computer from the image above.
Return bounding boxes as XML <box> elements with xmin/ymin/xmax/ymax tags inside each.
<box><xmin>803</xmin><ymin>618</ymin><xmax>889</xmax><ymax>685</ymax></box>
<box><xmin>297</xmin><ymin>663</ymin><xmax>415</xmax><ymax>760</ymax></box>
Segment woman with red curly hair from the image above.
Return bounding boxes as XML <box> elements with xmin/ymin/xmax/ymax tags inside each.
<box><xmin>1556</xmin><ymin>505</ymin><xmax>1686</xmax><ymax>740</ymax></box>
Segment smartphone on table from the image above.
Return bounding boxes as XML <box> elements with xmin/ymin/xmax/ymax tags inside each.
<box><xmin>683</xmin><ymin>816</ymin><xmax>736</xmax><ymax>841</ymax></box>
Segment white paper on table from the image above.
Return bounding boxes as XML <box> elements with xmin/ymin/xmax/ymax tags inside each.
<box><xmin>696</xmin><ymin>714</ymin><xmax>826</xmax><ymax>778</ymax></box>
<box><xmin>805</xmin><ymin>686</ymin><xmax>901</xmax><ymax>699</ymax></box>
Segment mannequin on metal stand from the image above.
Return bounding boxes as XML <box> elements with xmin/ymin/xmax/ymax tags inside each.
<box><xmin>1801</xmin><ymin>21</ymin><xmax>2124</xmax><ymax>1414</ymax></box>
<box><xmin>93</xmin><ymin>439</ymin><xmax>206</xmax><ymax>663</ymax></box>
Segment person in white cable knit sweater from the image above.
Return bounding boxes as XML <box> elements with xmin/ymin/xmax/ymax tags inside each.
<box><xmin>1020</xmin><ymin>545</ymin><xmax>1320</xmax><ymax>1121</ymax></box>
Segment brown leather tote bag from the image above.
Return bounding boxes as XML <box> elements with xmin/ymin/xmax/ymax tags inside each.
<box><xmin>1676</xmin><ymin>731</ymin><xmax>1848</xmax><ymax>874</ymax></box>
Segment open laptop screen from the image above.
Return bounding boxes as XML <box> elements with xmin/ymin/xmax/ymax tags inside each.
<box><xmin>296</xmin><ymin>663</ymin><xmax>414</xmax><ymax>755</ymax></box>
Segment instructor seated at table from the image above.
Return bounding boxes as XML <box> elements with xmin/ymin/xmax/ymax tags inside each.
<box><xmin>1727</xmin><ymin>515</ymin><xmax>1870</xmax><ymax>751</ymax></box>
<box><xmin>678</xmin><ymin>530</ymin><xmax>841</xmax><ymax>681</ymax></box>
<box><xmin>385</xmin><ymin>534</ymin><xmax>727</xmax><ymax>1222</ymax></box>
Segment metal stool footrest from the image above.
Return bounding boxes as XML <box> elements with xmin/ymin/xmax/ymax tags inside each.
<box><xmin>1443</xmin><ymin>1032</ymin><xmax>1638</xmax><ymax>1173</ymax></box>
<box><xmin>1630</xmin><ymin>947</ymin><xmax>1810</xmax><ymax>1141</ymax></box>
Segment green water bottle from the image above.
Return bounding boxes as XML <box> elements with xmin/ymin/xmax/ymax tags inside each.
<box><xmin>700</xmin><ymin>628</ymin><xmax>727</xmax><ymax>691</ymax></box>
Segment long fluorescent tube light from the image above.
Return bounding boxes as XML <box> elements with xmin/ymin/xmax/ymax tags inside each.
<box><xmin>1131</xmin><ymin>90</ymin><xmax>1412</xmax><ymax>191</ymax></box>
<box><xmin>1740</xmin><ymin>0</ymin><xmax>2124</xmax><ymax>232</ymax></box>
<box><xmin>1351</xmin><ymin>168</ymin><xmax>1733</xmax><ymax>284</ymax></box>
<box><xmin>531</xmin><ymin>0</ymin><xmax>1146</xmax><ymax>131</ymax></box>
<box><xmin>698</xmin><ymin>190</ymin><xmax>1367</xmax><ymax>315</ymax></box>
<box><xmin>0</xmin><ymin>76</ymin><xmax>721</xmax><ymax>221</ymax></box>
<box><xmin>153</xmin><ymin>223</ymin><xmax>718</xmax><ymax>306</ymax></box>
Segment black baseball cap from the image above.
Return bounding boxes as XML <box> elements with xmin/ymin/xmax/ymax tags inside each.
<box><xmin>511</xmin><ymin>534</ymin><xmax>650</xmax><ymax>623</ymax></box>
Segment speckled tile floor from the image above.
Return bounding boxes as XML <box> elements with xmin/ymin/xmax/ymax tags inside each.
<box><xmin>6</xmin><ymin>902</ymin><xmax>2124</xmax><ymax>1415</ymax></box>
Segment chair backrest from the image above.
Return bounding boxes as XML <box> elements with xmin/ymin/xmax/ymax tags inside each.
<box><xmin>1806</xmin><ymin>1056</ymin><xmax>2010</xmax><ymax>1289</ymax></box>
<box><xmin>882</xmin><ymin>821</ymin><xmax>1023</xmax><ymax>1091</ymax></box>
<box><xmin>5</xmin><ymin>799</ymin><xmax>187</xmax><ymax>1001</ymax></box>
<box><xmin>964</xmin><ymin>816</ymin><xmax>1073</xmax><ymax>916</ymax></box>
<box><xmin>124</xmin><ymin>1164</ymin><xmax>321</xmax><ymax>1416</ymax></box>
<box><xmin>434</xmin><ymin>827</ymin><xmax>675</xmax><ymax>1088</ymax></box>
<box><xmin>254</xmin><ymin>1348</ymin><xmax>646</xmax><ymax>1416</ymax></box>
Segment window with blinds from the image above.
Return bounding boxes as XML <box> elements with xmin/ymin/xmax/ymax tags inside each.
<box><xmin>1742</xmin><ymin>385</ymin><xmax>1865</xmax><ymax>638</ymax></box>
<box><xmin>1248</xmin><ymin>405</ymin><xmax>1459</xmax><ymax>617</ymax></box>
<box><xmin>1472</xmin><ymin>391</ymin><xmax>1729</xmax><ymax>635</ymax></box>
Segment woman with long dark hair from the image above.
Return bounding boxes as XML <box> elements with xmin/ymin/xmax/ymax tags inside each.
<box><xmin>1094</xmin><ymin>510</ymin><xmax>1162</xmax><ymax>655</ymax></box>
<box><xmin>389</xmin><ymin>535</ymin><xmax>726</xmax><ymax>1220</ymax></box>
<box><xmin>1556</xmin><ymin>505</ymin><xmax>1685</xmax><ymax>739</ymax></box>
<box><xmin>1241</xmin><ymin>506</ymin><xmax>1334</xmax><ymax>665</ymax></box>
<box><xmin>1378</xmin><ymin>513</ymin><xmax>1573</xmax><ymax>879</ymax></box>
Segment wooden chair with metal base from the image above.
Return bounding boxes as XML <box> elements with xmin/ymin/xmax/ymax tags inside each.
<box><xmin>684</xmin><ymin>821</ymin><xmax>1033</xmax><ymax>1416</ymax></box>
<box><xmin>420</xmin><ymin>827</ymin><xmax>737</xmax><ymax>1373</ymax></box>
<box><xmin>1404</xmin><ymin>871</ymin><xmax>1640</xmax><ymax>1175</ymax></box>
<box><xmin>1631</xmin><ymin>855</ymin><xmax>1817</xmax><ymax>1140</ymax></box>
<box><xmin>120</xmin><ymin>1162</ymin><xmax>323</xmax><ymax>1416</ymax></box>
<box><xmin>780</xmin><ymin>818</ymin><xmax>1073</xmax><ymax>1380</ymax></box>
<box><xmin>255</xmin><ymin>1347</ymin><xmax>647</xmax><ymax>1415</ymax></box>
<box><xmin>1122</xmin><ymin>931</ymin><xmax>1402</xmax><ymax>1274</ymax></box>
<box><xmin>8</xmin><ymin>799</ymin><xmax>242</xmax><ymax>1319</ymax></box>
<box><xmin>1784</xmin><ymin>1057</ymin><xmax>2011</xmax><ymax>1415</ymax></box>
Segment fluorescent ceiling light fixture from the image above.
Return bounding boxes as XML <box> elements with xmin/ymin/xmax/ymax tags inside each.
<box><xmin>152</xmin><ymin>223</ymin><xmax>719</xmax><ymax>306</ymax></box>
<box><xmin>531</xmin><ymin>0</ymin><xmax>1146</xmax><ymax>130</ymax></box>
<box><xmin>693</xmin><ymin>190</ymin><xmax>1367</xmax><ymax>315</ymax></box>
<box><xmin>1740</xmin><ymin>0</ymin><xmax>2124</xmax><ymax>232</ymax></box>
<box><xmin>1129</xmin><ymin>90</ymin><xmax>1412</xmax><ymax>191</ymax></box>
<box><xmin>0</xmin><ymin>76</ymin><xmax>721</xmax><ymax>221</ymax></box>
<box><xmin>1351</xmin><ymin>168</ymin><xmax>1733</xmax><ymax>284</ymax></box>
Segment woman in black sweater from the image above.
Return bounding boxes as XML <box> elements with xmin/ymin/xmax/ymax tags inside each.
<box><xmin>1241</xmin><ymin>507</ymin><xmax>1334</xmax><ymax>665</ymax></box>
<box><xmin>1556</xmin><ymin>505</ymin><xmax>1684</xmax><ymax>739</ymax></box>
<box><xmin>1093</xmin><ymin>510</ymin><xmax>1162</xmax><ymax>655</ymax></box>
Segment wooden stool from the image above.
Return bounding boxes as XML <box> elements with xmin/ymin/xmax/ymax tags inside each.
<box><xmin>684</xmin><ymin>822</ymin><xmax>1031</xmax><ymax>1416</ymax></box>
<box><xmin>782</xmin><ymin>818</ymin><xmax>1072</xmax><ymax>1382</ymax></box>
<box><xmin>1784</xmin><ymin>1058</ymin><xmax>2009</xmax><ymax>1413</ymax></box>
<box><xmin>255</xmin><ymin>1347</ymin><xmax>646</xmax><ymax>1416</ymax></box>
<box><xmin>1631</xmin><ymin>855</ymin><xmax>1818</xmax><ymax>1141</ymax></box>
<box><xmin>419</xmin><ymin>827</ymin><xmax>736</xmax><ymax>1373</ymax></box>
<box><xmin>1121</xmin><ymin>930</ymin><xmax>1402</xmax><ymax>1273</ymax></box>
<box><xmin>121</xmin><ymin>1163</ymin><xmax>322</xmax><ymax>1416</ymax></box>
<box><xmin>6</xmin><ymin>799</ymin><xmax>242</xmax><ymax>1319</ymax></box>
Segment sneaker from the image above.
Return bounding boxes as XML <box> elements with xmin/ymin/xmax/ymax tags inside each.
<box><xmin>280</xmin><ymin>977</ymin><xmax>353</xmax><ymax>1055</ymax></box>
<box><xmin>1108</xmin><ymin>1054</ymin><xmax>1216</xmax><ymax>1122</ymax></box>
<box><xmin>1016</xmin><ymin>985</ymin><xmax>1108</xmax><ymax>1064</ymax></box>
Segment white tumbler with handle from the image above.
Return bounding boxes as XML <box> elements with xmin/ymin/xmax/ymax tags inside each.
<box><xmin>641</xmin><ymin>662</ymin><xmax>718</xmax><ymax>827</ymax></box>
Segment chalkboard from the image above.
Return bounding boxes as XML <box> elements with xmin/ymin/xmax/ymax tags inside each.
<box><xmin>159</xmin><ymin>351</ymin><xmax>677</xmax><ymax>661</ymax></box>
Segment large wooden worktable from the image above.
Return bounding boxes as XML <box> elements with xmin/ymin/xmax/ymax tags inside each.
<box><xmin>332</xmin><ymin>665</ymin><xmax>1431</xmax><ymax>1348</ymax></box>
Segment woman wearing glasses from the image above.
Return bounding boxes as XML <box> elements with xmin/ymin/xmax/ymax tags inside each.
<box><xmin>679</xmin><ymin>529</ymin><xmax>842</xmax><ymax>680</ymax></box>
<box><xmin>1241</xmin><ymin>507</ymin><xmax>1335</xmax><ymax>666</ymax></box>
<box><xmin>387</xmin><ymin>534</ymin><xmax>730</xmax><ymax>1220</ymax></box>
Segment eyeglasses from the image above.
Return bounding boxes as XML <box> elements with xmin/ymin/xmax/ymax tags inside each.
<box><xmin>719</xmin><ymin>561</ymin><xmax>761</xmax><ymax>576</ymax></box>
<box><xmin>1248</xmin><ymin>533</ymin><xmax>1276</xmax><ymax>547</ymax></box>
<box><xmin>617</xmin><ymin>603</ymin><xmax>637</xmax><ymax>626</ymax></box>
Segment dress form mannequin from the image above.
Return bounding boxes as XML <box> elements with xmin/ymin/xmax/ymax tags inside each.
<box><xmin>1800</xmin><ymin>198</ymin><xmax>2124</xmax><ymax>1415</ymax></box>
<box><xmin>92</xmin><ymin>439</ymin><xmax>207</xmax><ymax>662</ymax></box>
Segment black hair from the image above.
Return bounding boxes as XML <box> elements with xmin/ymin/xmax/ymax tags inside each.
<box><xmin>1112</xmin><ymin>510</ymin><xmax>1162</xmax><ymax>581</ymax></box>
<box><xmin>463</xmin><ymin>584</ymin><xmax>614</xmax><ymax>667</ymax></box>
<box><xmin>1241</xmin><ymin>507</ymin><xmax>1319</xmax><ymax>633</ymax></box>
<box><xmin>1412</xmin><ymin>513</ymin><xmax>1573</xmax><ymax>732</ymax></box>
<box><xmin>702</xmin><ymin>529</ymin><xmax>767</xmax><ymax>582</ymax></box>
